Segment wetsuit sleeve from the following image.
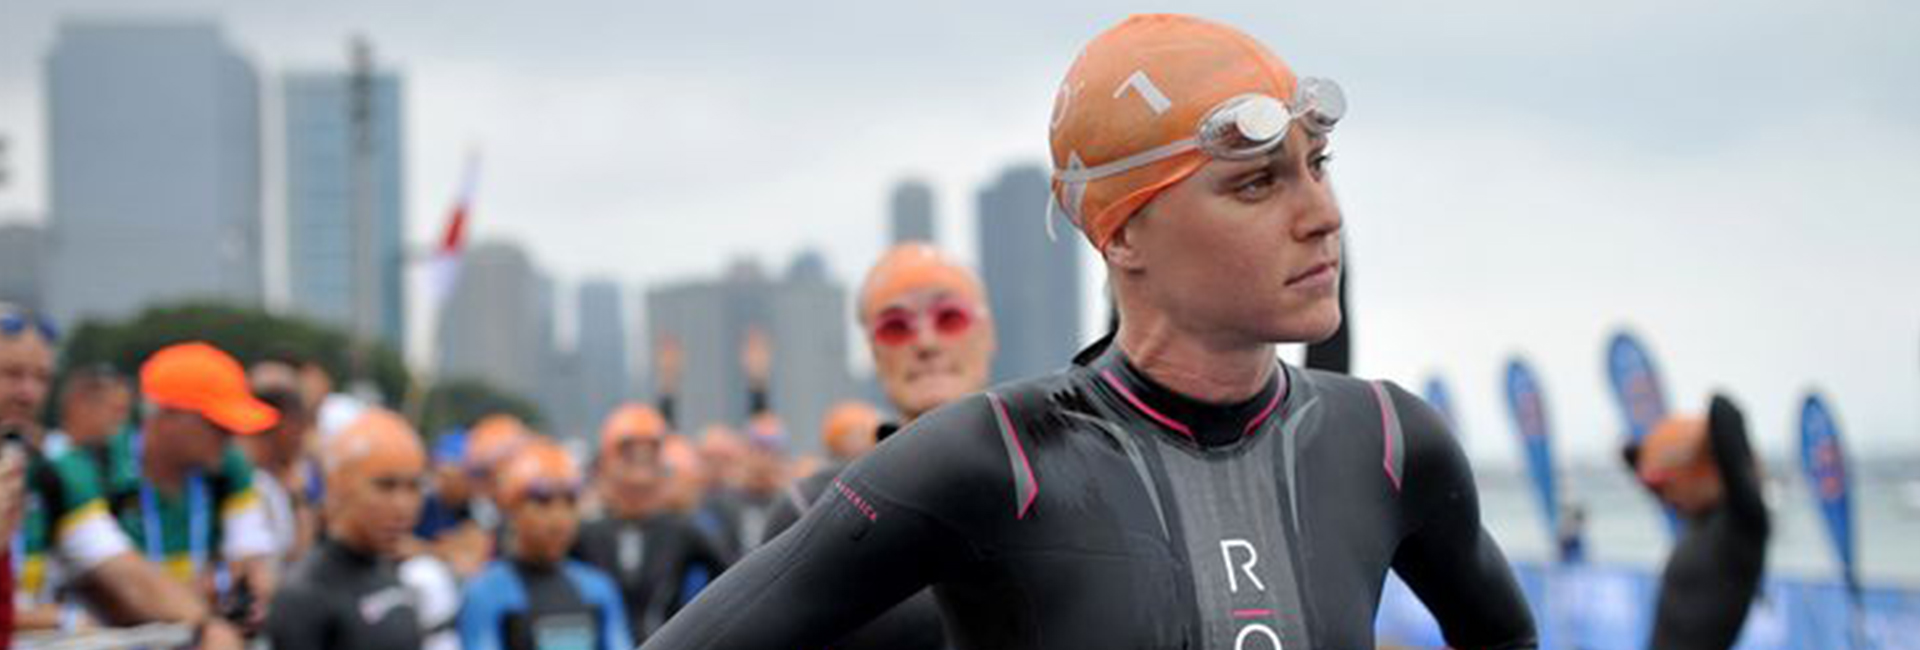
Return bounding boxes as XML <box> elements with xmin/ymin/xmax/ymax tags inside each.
<box><xmin>263</xmin><ymin>582</ymin><xmax>334</xmax><ymax>650</ymax></box>
<box><xmin>1707</xmin><ymin>395</ymin><xmax>1767</xmax><ymax>531</ymax></box>
<box><xmin>640</xmin><ymin>395</ymin><xmax>1009</xmax><ymax>649</ymax></box>
<box><xmin>1385</xmin><ymin>383</ymin><xmax>1538</xmax><ymax>650</ymax></box>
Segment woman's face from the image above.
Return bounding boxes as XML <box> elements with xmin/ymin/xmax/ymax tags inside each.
<box><xmin>1118</xmin><ymin>125</ymin><xmax>1344</xmax><ymax>346</ymax></box>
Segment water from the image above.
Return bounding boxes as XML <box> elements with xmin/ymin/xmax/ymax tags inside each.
<box><xmin>1472</xmin><ymin>460</ymin><xmax>1920</xmax><ymax>588</ymax></box>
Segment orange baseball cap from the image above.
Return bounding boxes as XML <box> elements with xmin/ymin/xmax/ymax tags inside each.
<box><xmin>496</xmin><ymin>441</ymin><xmax>582</xmax><ymax>507</ymax></box>
<box><xmin>323</xmin><ymin>409</ymin><xmax>426</xmax><ymax>484</ymax></box>
<box><xmin>599</xmin><ymin>404</ymin><xmax>668</xmax><ymax>460</ymax></box>
<box><xmin>140</xmin><ymin>342</ymin><xmax>279</xmax><ymax>435</ymax></box>
<box><xmin>858</xmin><ymin>243</ymin><xmax>985</xmax><ymax>323</ymax></box>
<box><xmin>820</xmin><ymin>400</ymin><xmax>882</xmax><ymax>460</ymax></box>
<box><xmin>1049</xmin><ymin>14</ymin><xmax>1301</xmax><ymax>250</ymax></box>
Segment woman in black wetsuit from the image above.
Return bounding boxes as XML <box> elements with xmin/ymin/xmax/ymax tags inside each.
<box><xmin>643</xmin><ymin>14</ymin><xmax>1537</xmax><ymax>650</ymax></box>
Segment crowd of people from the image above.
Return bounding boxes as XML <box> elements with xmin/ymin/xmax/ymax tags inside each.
<box><xmin>0</xmin><ymin>238</ymin><xmax>1006</xmax><ymax>649</ymax></box>
<box><xmin>0</xmin><ymin>12</ymin><xmax>1781</xmax><ymax>650</ymax></box>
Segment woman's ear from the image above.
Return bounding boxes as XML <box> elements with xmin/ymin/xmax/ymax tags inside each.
<box><xmin>1102</xmin><ymin>209</ymin><xmax>1149</xmax><ymax>272</ymax></box>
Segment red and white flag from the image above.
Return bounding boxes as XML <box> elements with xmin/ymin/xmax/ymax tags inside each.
<box><xmin>426</xmin><ymin>153</ymin><xmax>479</xmax><ymax>310</ymax></box>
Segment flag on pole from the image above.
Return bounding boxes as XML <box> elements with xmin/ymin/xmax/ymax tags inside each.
<box><xmin>1798</xmin><ymin>392</ymin><xmax>1860</xmax><ymax>600</ymax></box>
<box><xmin>426</xmin><ymin>153</ymin><xmax>480</xmax><ymax>310</ymax></box>
<box><xmin>1605</xmin><ymin>329</ymin><xmax>1680</xmax><ymax>533</ymax></box>
<box><xmin>1504</xmin><ymin>358</ymin><xmax>1561</xmax><ymax>542</ymax></box>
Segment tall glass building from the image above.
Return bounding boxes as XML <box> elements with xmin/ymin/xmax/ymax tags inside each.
<box><xmin>46</xmin><ymin>21</ymin><xmax>262</xmax><ymax>324</ymax></box>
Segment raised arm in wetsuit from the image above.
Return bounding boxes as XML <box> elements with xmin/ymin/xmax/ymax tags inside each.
<box><xmin>1645</xmin><ymin>395</ymin><xmax>1770</xmax><ymax>650</ymax></box>
<box><xmin>643</xmin><ymin>347</ymin><xmax>1535</xmax><ymax>649</ymax></box>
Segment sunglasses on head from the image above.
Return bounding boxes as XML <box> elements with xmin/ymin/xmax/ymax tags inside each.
<box><xmin>1</xmin><ymin>310</ymin><xmax>58</xmax><ymax>343</ymax></box>
<box><xmin>870</xmin><ymin>301</ymin><xmax>976</xmax><ymax>347</ymax></box>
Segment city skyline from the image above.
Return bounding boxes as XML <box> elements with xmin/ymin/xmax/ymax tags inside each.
<box><xmin>0</xmin><ymin>1</ymin><xmax>1914</xmax><ymax>464</ymax></box>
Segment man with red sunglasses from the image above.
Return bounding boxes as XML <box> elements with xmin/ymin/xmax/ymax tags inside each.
<box><xmin>644</xmin><ymin>14</ymin><xmax>1533</xmax><ymax>650</ymax></box>
<box><xmin>757</xmin><ymin>243</ymin><xmax>992</xmax><ymax>650</ymax></box>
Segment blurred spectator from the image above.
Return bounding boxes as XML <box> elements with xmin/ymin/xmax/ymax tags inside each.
<box><xmin>459</xmin><ymin>442</ymin><xmax>630</xmax><ymax>650</ymax></box>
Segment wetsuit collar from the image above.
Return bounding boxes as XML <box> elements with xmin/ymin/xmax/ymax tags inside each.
<box><xmin>322</xmin><ymin>538</ymin><xmax>382</xmax><ymax>568</ymax></box>
<box><xmin>1087</xmin><ymin>345</ymin><xmax>1288</xmax><ymax>448</ymax></box>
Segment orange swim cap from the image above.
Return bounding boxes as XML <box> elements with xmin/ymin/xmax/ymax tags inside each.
<box><xmin>496</xmin><ymin>441</ymin><xmax>582</xmax><ymax>508</ymax></box>
<box><xmin>599</xmin><ymin>404</ymin><xmax>668</xmax><ymax>461</ymax></box>
<box><xmin>820</xmin><ymin>400</ymin><xmax>883</xmax><ymax>460</ymax></box>
<box><xmin>857</xmin><ymin>244</ymin><xmax>986</xmax><ymax>324</ymax></box>
<box><xmin>1640</xmin><ymin>416</ymin><xmax>1715</xmax><ymax>486</ymax></box>
<box><xmin>323</xmin><ymin>409</ymin><xmax>427</xmax><ymax>484</ymax></box>
<box><xmin>1049</xmin><ymin>14</ymin><xmax>1301</xmax><ymax>250</ymax></box>
<box><xmin>466</xmin><ymin>414</ymin><xmax>531</xmax><ymax>473</ymax></box>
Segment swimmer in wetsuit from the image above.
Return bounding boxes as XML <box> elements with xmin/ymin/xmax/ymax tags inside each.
<box><xmin>460</xmin><ymin>441</ymin><xmax>632</xmax><ymax>650</ymax></box>
<box><xmin>760</xmin><ymin>243</ymin><xmax>1000</xmax><ymax>650</ymax></box>
<box><xmin>642</xmin><ymin>14</ymin><xmax>1536</xmax><ymax>650</ymax></box>
<box><xmin>573</xmin><ymin>405</ymin><xmax>726</xmax><ymax>642</ymax></box>
<box><xmin>265</xmin><ymin>410</ymin><xmax>427</xmax><ymax>650</ymax></box>
<box><xmin>1627</xmin><ymin>395</ymin><xmax>1768</xmax><ymax>650</ymax></box>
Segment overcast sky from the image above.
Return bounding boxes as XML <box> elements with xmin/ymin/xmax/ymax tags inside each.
<box><xmin>2</xmin><ymin>0</ymin><xmax>1915</xmax><ymax>465</ymax></box>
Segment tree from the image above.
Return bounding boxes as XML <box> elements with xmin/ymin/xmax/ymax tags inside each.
<box><xmin>58</xmin><ymin>302</ymin><xmax>411</xmax><ymax>406</ymax></box>
<box><xmin>417</xmin><ymin>378</ymin><xmax>543</xmax><ymax>436</ymax></box>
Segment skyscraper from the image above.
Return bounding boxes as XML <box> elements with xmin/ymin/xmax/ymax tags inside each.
<box><xmin>889</xmin><ymin>179</ymin><xmax>936</xmax><ymax>245</ymax></box>
<box><xmin>0</xmin><ymin>220</ymin><xmax>44</xmax><ymax>311</ymax></box>
<box><xmin>435</xmin><ymin>242</ymin><xmax>547</xmax><ymax>406</ymax></box>
<box><xmin>977</xmin><ymin>164</ymin><xmax>1082</xmax><ymax>383</ymax></box>
<box><xmin>46</xmin><ymin>20</ymin><xmax>262</xmax><ymax>325</ymax></box>
<box><xmin>576</xmin><ymin>279</ymin><xmax>632</xmax><ymax>428</ymax></box>
<box><xmin>645</xmin><ymin>254</ymin><xmax>851</xmax><ymax>454</ymax></box>
<box><xmin>283</xmin><ymin>47</ymin><xmax>406</xmax><ymax>351</ymax></box>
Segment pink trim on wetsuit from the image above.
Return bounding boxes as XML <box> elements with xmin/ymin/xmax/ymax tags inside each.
<box><xmin>1099</xmin><ymin>369</ymin><xmax>1196</xmax><ymax>439</ymax></box>
<box><xmin>1371</xmin><ymin>382</ymin><xmax>1404</xmax><ymax>492</ymax></box>
<box><xmin>1232</xmin><ymin>609</ymin><xmax>1276</xmax><ymax>619</ymax></box>
<box><xmin>987</xmin><ymin>393</ymin><xmax>1040</xmax><ymax>520</ymax></box>
<box><xmin>1242</xmin><ymin>371</ymin><xmax>1287</xmax><ymax>437</ymax></box>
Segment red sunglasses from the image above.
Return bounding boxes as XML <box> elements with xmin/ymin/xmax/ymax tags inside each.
<box><xmin>870</xmin><ymin>302</ymin><xmax>976</xmax><ymax>346</ymax></box>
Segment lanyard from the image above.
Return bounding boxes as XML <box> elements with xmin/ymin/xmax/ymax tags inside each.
<box><xmin>131</xmin><ymin>433</ymin><xmax>210</xmax><ymax>580</ymax></box>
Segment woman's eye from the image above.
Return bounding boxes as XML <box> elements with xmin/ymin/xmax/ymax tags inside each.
<box><xmin>1309</xmin><ymin>151</ymin><xmax>1335</xmax><ymax>178</ymax></box>
<box><xmin>1234</xmin><ymin>173</ymin><xmax>1275</xmax><ymax>200</ymax></box>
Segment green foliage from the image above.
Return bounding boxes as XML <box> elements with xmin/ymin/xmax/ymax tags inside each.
<box><xmin>417</xmin><ymin>377</ymin><xmax>543</xmax><ymax>436</ymax></box>
<box><xmin>58</xmin><ymin>301</ymin><xmax>411</xmax><ymax>406</ymax></box>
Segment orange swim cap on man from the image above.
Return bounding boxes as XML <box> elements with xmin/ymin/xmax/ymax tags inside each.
<box><xmin>1639</xmin><ymin>416</ymin><xmax>1715</xmax><ymax>486</ymax></box>
<box><xmin>496</xmin><ymin>442</ymin><xmax>582</xmax><ymax>508</ymax></box>
<box><xmin>323</xmin><ymin>409</ymin><xmax>427</xmax><ymax>484</ymax></box>
<box><xmin>1049</xmin><ymin>14</ymin><xmax>1301</xmax><ymax>250</ymax></box>
<box><xmin>820</xmin><ymin>401</ymin><xmax>882</xmax><ymax>461</ymax></box>
<box><xmin>857</xmin><ymin>243</ymin><xmax>986</xmax><ymax>324</ymax></box>
<box><xmin>466</xmin><ymin>414</ymin><xmax>530</xmax><ymax>472</ymax></box>
<box><xmin>599</xmin><ymin>404</ymin><xmax>668</xmax><ymax>461</ymax></box>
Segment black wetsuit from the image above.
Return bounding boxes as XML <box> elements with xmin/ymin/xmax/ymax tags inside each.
<box><xmin>571</xmin><ymin>513</ymin><xmax>727</xmax><ymax>642</ymax></box>
<box><xmin>1647</xmin><ymin>395</ymin><xmax>1770</xmax><ymax>650</ymax></box>
<box><xmin>265</xmin><ymin>540</ymin><xmax>422</xmax><ymax>650</ymax></box>
<box><xmin>766</xmin><ymin>455</ymin><xmax>951</xmax><ymax>650</ymax></box>
<box><xmin>643</xmin><ymin>346</ymin><xmax>1536</xmax><ymax>649</ymax></box>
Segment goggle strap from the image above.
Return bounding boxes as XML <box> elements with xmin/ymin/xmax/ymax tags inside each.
<box><xmin>1053</xmin><ymin>138</ymin><xmax>1200</xmax><ymax>185</ymax></box>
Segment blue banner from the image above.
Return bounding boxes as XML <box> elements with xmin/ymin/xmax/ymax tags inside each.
<box><xmin>1504</xmin><ymin>358</ymin><xmax>1560</xmax><ymax>537</ymax></box>
<box><xmin>1606</xmin><ymin>330</ymin><xmax>1680</xmax><ymax>533</ymax></box>
<box><xmin>1422</xmin><ymin>375</ymin><xmax>1461</xmax><ymax>437</ymax></box>
<box><xmin>1605</xmin><ymin>330</ymin><xmax>1670</xmax><ymax>444</ymax></box>
<box><xmin>1800</xmin><ymin>392</ymin><xmax>1860</xmax><ymax>599</ymax></box>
